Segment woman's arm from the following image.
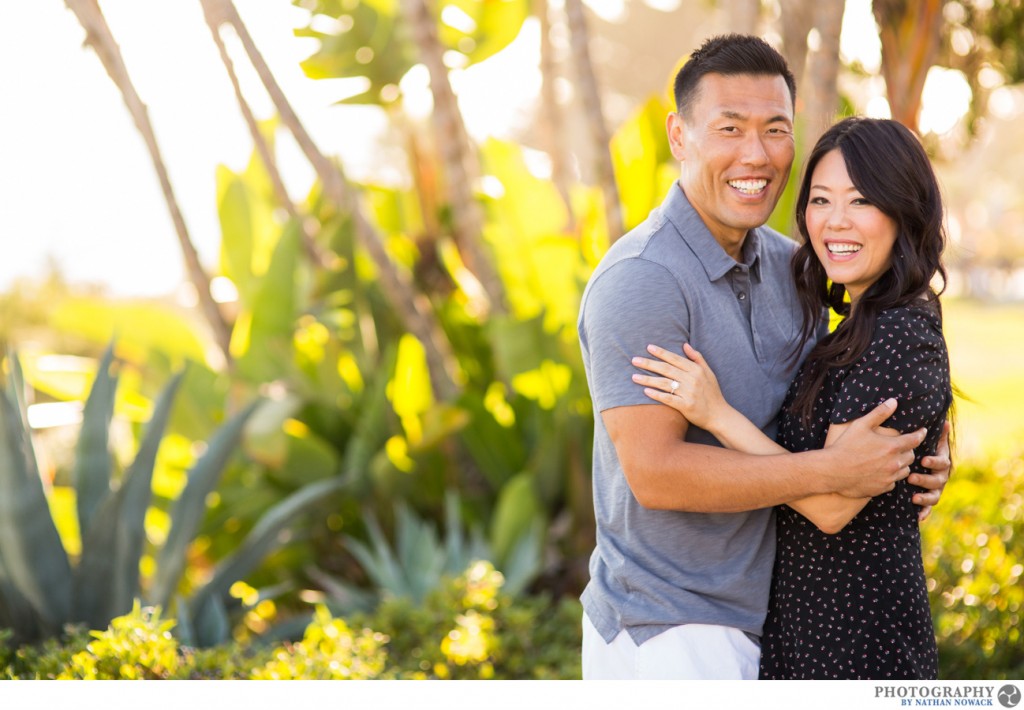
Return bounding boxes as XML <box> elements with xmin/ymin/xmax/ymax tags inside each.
<box><xmin>631</xmin><ymin>343</ymin><xmax>784</xmax><ymax>454</ymax></box>
<box><xmin>633</xmin><ymin>343</ymin><xmax>873</xmax><ymax>533</ymax></box>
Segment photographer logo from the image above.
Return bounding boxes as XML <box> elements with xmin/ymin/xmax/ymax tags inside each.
<box><xmin>998</xmin><ymin>686</ymin><xmax>1021</xmax><ymax>709</ymax></box>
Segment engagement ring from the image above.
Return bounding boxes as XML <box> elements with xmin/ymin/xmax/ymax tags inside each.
<box><xmin>670</xmin><ymin>380</ymin><xmax>679</xmax><ymax>393</ymax></box>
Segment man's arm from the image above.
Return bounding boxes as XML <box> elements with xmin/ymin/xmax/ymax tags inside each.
<box><xmin>603</xmin><ymin>398</ymin><xmax>924</xmax><ymax>513</ymax></box>
<box><xmin>911</xmin><ymin>420</ymin><xmax>952</xmax><ymax>520</ymax></box>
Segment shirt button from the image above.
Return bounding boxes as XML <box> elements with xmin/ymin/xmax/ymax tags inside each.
<box><xmin>737</xmin><ymin>292</ymin><xmax>747</xmax><ymax>301</ymax></box>
<box><xmin>733</xmin><ymin>266</ymin><xmax>742</xmax><ymax>273</ymax></box>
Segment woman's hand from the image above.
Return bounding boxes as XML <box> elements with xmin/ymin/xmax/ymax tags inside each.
<box><xmin>631</xmin><ymin>343</ymin><xmax>728</xmax><ymax>430</ymax></box>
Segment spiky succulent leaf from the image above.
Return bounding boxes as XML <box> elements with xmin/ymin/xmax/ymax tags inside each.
<box><xmin>73</xmin><ymin>368</ymin><xmax>185</xmax><ymax>629</ymax></box>
<box><xmin>72</xmin><ymin>343</ymin><xmax>117</xmax><ymax>542</ymax></box>
<box><xmin>150</xmin><ymin>400</ymin><xmax>262</xmax><ymax>609</ymax></box>
<box><xmin>186</xmin><ymin>476</ymin><xmax>347</xmax><ymax>645</ymax></box>
<box><xmin>0</xmin><ymin>388</ymin><xmax>72</xmax><ymax>632</ymax></box>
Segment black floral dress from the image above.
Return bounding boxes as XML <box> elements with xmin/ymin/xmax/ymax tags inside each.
<box><xmin>759</xmin><ymin>304</ymin><xmax>951</xmax><ymax>680</ymax></box>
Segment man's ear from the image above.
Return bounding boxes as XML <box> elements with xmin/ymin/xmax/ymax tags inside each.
<box><xmin>666</xmin><ymin>112</ymin><xmax>687</xmax><ymax>162</ymax></box>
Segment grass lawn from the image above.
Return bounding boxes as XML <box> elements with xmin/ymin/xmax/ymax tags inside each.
<box><xmin>943</xmin><ymin>299</ymin><xmax>1024</xmax><ymax>460</ymax></box>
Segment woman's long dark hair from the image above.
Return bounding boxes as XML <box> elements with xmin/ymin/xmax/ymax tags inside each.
<box><xmin>788</xmin><ymin>117</ymin><xmax>948</xmax><ymax>423</ymax></box>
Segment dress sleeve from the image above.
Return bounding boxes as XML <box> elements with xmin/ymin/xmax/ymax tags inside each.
<box><xmin>829</xmin><ymin>309</ymin><xmax>950</xmax><ymax>435</ymax></box>
<box><xmin>580</xmin><ymin>258</ymin><xmax>690</xmax><ymax>414</ymax></box>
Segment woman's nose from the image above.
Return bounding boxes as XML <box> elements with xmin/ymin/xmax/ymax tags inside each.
<box><xmin>826</xmin><ymin>204</ymin><xmax>850</xmax><ymax>229</ymax></box>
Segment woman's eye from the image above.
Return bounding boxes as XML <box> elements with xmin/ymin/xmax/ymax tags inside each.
<box><xmin>810</xmin><ymin>196</ymin><xmax>829</xmax><ymax>205</ymax></box>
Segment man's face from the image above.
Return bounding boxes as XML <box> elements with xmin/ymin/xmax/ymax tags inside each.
<box><xmin>667</xmin><ymin>73</ymin><xmax>795</xmax><ymax>254</ymax></box>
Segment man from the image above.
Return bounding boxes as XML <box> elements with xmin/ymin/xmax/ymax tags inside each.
<box><xmin>577</xmin><ymin>34</ymin><xmax>950</xmax><ymax>680</ymax></box>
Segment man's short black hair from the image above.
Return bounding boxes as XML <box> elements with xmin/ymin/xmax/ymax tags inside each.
<box><xmin>673</xmin><ymin>34</ymin><xmax>796</xmax><ymax>119</ymax></box>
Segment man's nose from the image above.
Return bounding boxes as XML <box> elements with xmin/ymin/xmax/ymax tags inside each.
<box><xmin>740</xmin><ymin>134</ymin><xmax>769</xmax><ymax>166</ymax></box>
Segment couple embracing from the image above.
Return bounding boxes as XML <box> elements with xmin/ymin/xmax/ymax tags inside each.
<box><xmin>578</xmin><ymin>34</ymin><xmax>954</xmax><ymax>680</ymax></box>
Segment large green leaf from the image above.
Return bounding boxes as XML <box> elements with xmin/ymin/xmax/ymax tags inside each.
<box><xmin>186</xmin><ymin>475</ymin><xmax>348</xmax><ymax>644</ymax></box>
<box><xmin>295</xmin><ymin>0</ymin><xmax>414</xmax><ymax>105</ymax></box>
<box><xmin>73</xmin><ymin>369</ymin><xmax>185</xmax><ymax>629</ymax></box>
<box><xmin>216</xmin><ymin>136</ymin><xmax>280</xmax><ymax>306</ymax></box>
<box><xmin>488</xmin><ymin>314</ymin><xmax>548</xmax><ymax>379</ymax></box>
<box><xmin>489</xmin><ymin>471</ymin><xmax>543</xmax><ymax>567</ymax></box>
<box><xmin>346</xmin><ymin>511</ymin><xmax>406</xmax><ymax>595</ymax></box>
<box><xmin>439</xmin><ymin>0</ymin><xmax>530</xmax><ymax>65</ymax></box>
<box><xmin>340</xmin><ymin>345</ymin><xmax>395</xmax><ymax>493</ymax></box>
<box><xmin>48</xmin><ymin>299</ymin><xmax>209</xmax><ymax>366</ymax></box>
<box><xmin>610</xmin><ymin>95</ymin><xmax>677</xmax><ymax>232</ymax></box>
<box><xmin>294</xmin><ymin>0</ymin><xmax>528</xmax><ymax>105</ymax></box>
<box><xmin>394</xmin><ymin>501</ymin><xmax>447</xmax><ymax>602</ymax></box>
<box><xmin>0</xmin><ymin>565</ymin><xmax>42</xmax><ymax>642</ymax></box>
<box><xmin>456</xmin><ymin>392</ymin><xmax>524</xmax><ymax>490</ymax></box>
<box><xmin>232</xmin><ymin>221</ymin><xmax>302</xmax><ymax>383</ymax></box>
<box><xmin>479</xmin><ymin>139</ymin><xmax>584</xmax><ymax>331</ymax></box>
<box><xmin>0</xmin><ymin>390</ymin><xmax>72</xmax><ymax>631</ymax></box>
<box><xmin>150</xmin><ymin>400</ymin><xmax>262</xmax><ymax>610</ymax></box>
<box><xmin>73</xmin><ymin>343</ymin><xmax>117</xmax><ymax>537</ymax></box>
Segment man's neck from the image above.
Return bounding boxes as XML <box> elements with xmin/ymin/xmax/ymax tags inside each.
<box><xmin>676</xmin><ymin>184</ymin><xmax>749</xmax><ymax>260</ymax></box>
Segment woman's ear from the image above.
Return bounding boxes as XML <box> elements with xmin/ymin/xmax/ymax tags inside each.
<box><xmin>667</xmin><ymin>111</ymin><xmax>687</xmax><ymax>162</ymax></box>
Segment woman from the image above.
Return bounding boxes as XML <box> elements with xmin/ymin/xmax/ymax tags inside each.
<box><xmin>632</xmin><ymin>117</ymin><xmax>952</xmax><ymax>679</ymax></box>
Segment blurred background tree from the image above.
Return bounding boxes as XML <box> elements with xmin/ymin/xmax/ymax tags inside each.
<box><xmin>0</xmin><ymin>0</ymin><xmax>1021</xmax><ymax>678</ymax></box>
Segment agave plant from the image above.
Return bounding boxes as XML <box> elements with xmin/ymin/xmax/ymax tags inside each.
<box><xmin>0</xmin><ymin>345</ymin><xmax>347</xmax><ymax>647</ymax></box>
<box><xmin>309</xmin><ymin>489</ymin><xmax>543</xmax><ymax>614</ymax></box>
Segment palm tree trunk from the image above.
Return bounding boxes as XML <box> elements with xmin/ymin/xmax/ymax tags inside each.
<box><xmin>210</xmin><ymin>0</ymin><xmax>460</xmax><ymax>399</ymax></box>
<box><xmin>535</xmin><ymin>0</ymin><xmax>575</xmax><ymax>231</ymax></box>
<box><xmin>873</xmin><ymin>0</ymin><xmax>945</xmax><ymax>132</ymax></box>
<box><xmin>801</xmin><ymin>0</ymin><xmax>845</xmax><ymax>154</ymax></box>
<box><xmin>198</xmin><ymin>0</ymin><xmax>330</xmax><ymax>270</ymax></box>
<box><xmin>722</xmin><ymin>0</ymin><xmax>761</xmax><ymax>34</ymax></box>
<box><xmin>778</xmin><ymin>0</ymin><xmax>814</xmax><ymax>89</ymax></box>
<box><xmin>399</xmin><ymin>0</ymin><xmax>508</xmax><ymax>317</ymax></box>
<box><xmin>63</xmin><ymin>0</ymin><xmax>233</xmax><ymax>365</ymax></box>
<box><xmin>563</xmin><ymin>0</ymin><xmax>623</xmax><ymax>241</ymax></box>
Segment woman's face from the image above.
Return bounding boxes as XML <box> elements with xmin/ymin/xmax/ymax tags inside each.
<box><xmin>805</xmin><ymin>149</ymin><xmax>898</xmax><ymax>304</ymax></box>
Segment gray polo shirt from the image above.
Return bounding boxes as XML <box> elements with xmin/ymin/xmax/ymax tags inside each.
<box><xmin>578</xmin><ymin>183</ymin><xmax>815</xmax><ymax>645</ymax></box>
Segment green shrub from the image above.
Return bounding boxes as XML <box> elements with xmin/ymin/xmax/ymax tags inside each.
<box><xmin>0</xmin><ymin>563</ymin><xmax>583</xmax><ymax>680</ymax></box>
<box><xmin>354</xmin><ymin>560</ymin><xmax>582</xmax><ymax>679</ymax></box>
<box><xmin>0</xmin><ymin>626</ymin><xmax>91</xmax><ymax>680</ymax></box>
<box><xmin>924</xmin><ymin>447</ymin><xmax>1024</xmax><ymax>679</ymax></box>
<box><xmin>251</xmin><ymin>606</ymin><xmax>388</xmax><ymax>680</ymax></box>
<box><xmin>58</xmin><ymin>602</ymin><xmax>180</xmax><ymax>679</ymax></box>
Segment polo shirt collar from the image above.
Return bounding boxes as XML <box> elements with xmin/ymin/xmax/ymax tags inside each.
<box><xmin>663</xmin><ymin>183</ymin><xmax>763</xmax><ymax>283</ymax></box>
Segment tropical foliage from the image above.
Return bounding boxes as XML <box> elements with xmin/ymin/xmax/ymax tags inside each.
<box><xmin>0</xmin><ymin>562</ymin><xmax>582</xmax><ymax>680</ymax></box>
<box><xmin>0</xmin><ymin>0</ymin><xmax>1021</xmax><ymax>681</ymax></box>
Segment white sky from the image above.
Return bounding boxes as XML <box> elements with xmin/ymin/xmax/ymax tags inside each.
<box><xmin>0</xmin><ymin>0</ymin><xmax>971</xmax><ymax>297</ymax></box>
<box><xmin>2</xmin><ymin>2</ymin><xmax>395</xmax><ymax>296</ymax></box>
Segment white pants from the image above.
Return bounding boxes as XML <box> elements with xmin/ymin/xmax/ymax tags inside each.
<box><xmin>582</xmin><ymin>612</ymin><xmax>760</xmax><ymax>680</ymax></box>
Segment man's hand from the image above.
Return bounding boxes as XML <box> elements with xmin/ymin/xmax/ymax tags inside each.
<box><xmin>823</xmin><ymin>399</ymin><xmax>927</xmax><ymax>499</ymax></box>
<box><xmin>910</xmin><ymin>420</ymin><xmax>952</xmax><ymax>522</ymax></box>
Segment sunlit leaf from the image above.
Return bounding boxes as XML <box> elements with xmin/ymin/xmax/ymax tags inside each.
<box><xmin>489</xmin><ymin>471</ymin><xmax>542</xmax><ymax>567</ymax></box>
<box><xmin>295</xmin><ymin>0</ymin><xmax>414</xmax><ymax>105</ymax></box>
<box><xmin>388</xmin><ymin>334</ymin><xmax>433</xmax><ymax>445</ymax></box>
<box><xmin>611</xmin><ymin>95</ymin><xmax>676</xmax><ymax>231</ymax></box>
<box><xmin>440</xmin><ymin>0</ymin><xmax>529</xmax><ymax>65</ymax></box>
<box><xmin>233</xmin><ymin>221</ymin><xmax>303</xmax><ymax>383</ymax></box>
<box><xmin>48</xmin><ymin>299</ymin><xmax>209</xmax><ymax>367</ymax></box>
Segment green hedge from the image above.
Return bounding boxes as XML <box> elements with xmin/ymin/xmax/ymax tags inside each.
<box><xmin>925</xmin><ymin>447</ymin><xmax>1024</xmax><ymax>679</ymax></box>
<box><xmin>3</xmin><ymin>441</ymin><xmax>1020</xmax><ymax>681</ymax></box>
<box><xmin>0</xmin><ymin>562</ymin><xmax>582</xmax><ymax>680</ymax></box>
